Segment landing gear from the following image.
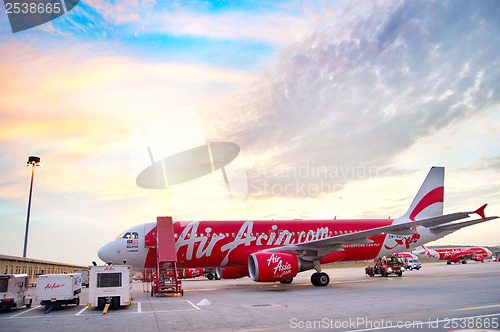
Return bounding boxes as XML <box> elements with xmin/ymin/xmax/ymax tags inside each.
<box><xmin>279</xmin><ymin>278</ymin><xmax>293</xmax><ymax>284</ymax></box>
<box><xmin>310</xmin><ymin>272</ymin><xmax>330</xmax><ymax>286</ymax></box>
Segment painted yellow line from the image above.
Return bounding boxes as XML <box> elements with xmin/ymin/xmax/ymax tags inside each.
<box><xmin>403</xmin><ymin>303</ymin><xmax>500</xmax><ymax>318</ymax></box>
<box><xmin>453</xmin><ymin>303</ymin><xmax>500</xmax><ymax>312</ymax></box>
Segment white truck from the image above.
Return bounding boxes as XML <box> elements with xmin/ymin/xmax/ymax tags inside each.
<box><xmin>36</xmin><ymin>273</ymin><xmax>82</xmax><ymax>312</ymax></box>
<box><xmin>88</xmin><ymin>265</ymin><xmax>133</xmax><ymax>311</ymax></box>
<box><xmin>0</xmin><ymin>274</ymin><xmax>32</xmax><ymax>312</ymax></box>
<box><xmin>74</xmin><ymin>270</ymin><xmax>89</xmax><ymax>287</ymax></box>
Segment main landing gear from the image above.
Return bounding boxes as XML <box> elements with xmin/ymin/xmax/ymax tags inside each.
<box><xmin>310</xmin><ymin>260</ymin><xmax>330</xmax><ymax>286</ymax></box>
<box><xmin>310</xmin><ymin>272</ymin><xmax>330</xmax><ymax>286</ymax></box>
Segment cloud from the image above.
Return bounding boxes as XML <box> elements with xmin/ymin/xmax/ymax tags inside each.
<box><xmin>202</xmin><ymin>0</ymin><xmax>500</xmax><ymax>198</ymax></box>
<box><xmin>83</xmin><ymin>0</ymin><xmax>312</xmax><ymax>44</ymax></box>
<box><xmin>147</xmin><ymin>10</ymin><xmax>310</xmax><ymax>44</ymax></box>
<box><xmin>0</xmin><ymin>40</ymin><xmax>255</xmax><ymax>210</ymax></box>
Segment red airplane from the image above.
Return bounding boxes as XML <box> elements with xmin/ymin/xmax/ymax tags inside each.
<box><xmin>412</xmin><ymin>245</ymin><xmax>492</xmax><ymax>264</ymax></box>
<box><xmin>98</xmin><ymin>167</ymin><xmax>498</xmax><ymax>286</ymax></box>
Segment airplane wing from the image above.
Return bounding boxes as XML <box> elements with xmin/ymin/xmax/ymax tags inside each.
<box><xmin>428</xmin><ymin>216</ymin><xmax>497</xmax><ymax>232</ymax></box>
<box><xmin>262</xmin><ymin>207</ymin><xmax>498</xmax><ymax>261</ymax></box>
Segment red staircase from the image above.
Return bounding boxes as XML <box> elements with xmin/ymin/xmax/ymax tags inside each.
<box><xmin>152</xmin><ymin>216</ymin><xmax>183</xmax><ymax>296</ymax></box>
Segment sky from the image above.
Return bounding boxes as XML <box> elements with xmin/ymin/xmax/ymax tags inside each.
<box><xmin>0</xmin><ymin>0</ymin><xmax>499</xmax><ymax>266</ymax></box>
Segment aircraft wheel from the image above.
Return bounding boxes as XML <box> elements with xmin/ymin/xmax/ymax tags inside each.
<box><xmin>462</xmin><ymin>260</ymin><xmax>467</xmax><ymax>264</ymax></box>
<box><xmin>310</xmin><ymin>273</ymin><xmax>319</xmax><ymax>285</ymax></box>
<box><xmin>279</xmin><ymin>278</ymin><xmax>293</xmax><ymax>284</ymax></box>
<box><xmin>447</xmin><ymin>261</ymin><xmax>451</xmax><ymax>265</ymax></box>
<box><xmin>311</xmin><ymin>272</ymin><xmax>329</xmax><ymax>286</ymax></box>
<box><xmin>97</xmin><ymin>298</ymin><xmax>105</xmax><ymax>311</ymax></box>
<box><xmin>207</xmin><ymin>273</ymin><xmax>214</xmax><ymax>280</ymax></box>
<box><xmin>111</xmin><ymin>297</ymin><xmax>120</xmax><ymax>310</ymax></box>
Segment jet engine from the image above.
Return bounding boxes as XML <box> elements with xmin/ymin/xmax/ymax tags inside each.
<box><xmin>179</xmin><ymin>268</ymin><xmax>204</xmax><ymax>278</ymax></box>
<box><xmin>248</xmin><ymin>252</ymin><xmax>299</xmax><ymax>282</ymax></box>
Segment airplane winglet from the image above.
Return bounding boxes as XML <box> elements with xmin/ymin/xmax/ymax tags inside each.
<box><xmin>474</xmin><ymin>204</ymin><xmax>487</xmax><ymax>220</ymax></box>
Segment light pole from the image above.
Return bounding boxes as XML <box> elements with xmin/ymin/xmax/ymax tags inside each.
<box><xmin>23</xmin><ymin>155</ymin><xmax>43</xmax><ymax>258</ymax></box>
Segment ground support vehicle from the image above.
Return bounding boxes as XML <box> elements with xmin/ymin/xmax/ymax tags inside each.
<box><xmin>74</xmin><ymin>270</ymin><xmax>89</xmax><ymax>287</ymax></box>
<box><xmin>36</xmin><ymin>273</ymin><xmax>82</xmax><ymax>313</ymax></box>
<box><xmin>88</xmin><ymin>265</ymin><xmax>133</xmax><ymax>312</ymax></box>
<box><xmin>0</xmin><ymin>274</ymin><xmax>32</xmax><ymax>312</ymax></box>
<box><xmin>404</xmin><ymin>258</ymin><xmax>422</xmax><ymax>270</ymax></box>
<box><xmin>394</xmin><ymin>253</ymin><xmax>422</xmax><ymax>270</ymax></box>
<box><xmin>365</xmin><ymin>256</ymin><xmax>404</xmax><ymax>277</ymax></box>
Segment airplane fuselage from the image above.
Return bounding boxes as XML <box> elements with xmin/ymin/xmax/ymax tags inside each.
<box><xmin>98</xmin><ymin>218</ymin><xmax>445</xmax><ymax>270</ymax></box>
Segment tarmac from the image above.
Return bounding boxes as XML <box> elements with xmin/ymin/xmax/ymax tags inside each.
<box><xmin>1</xmin><ymin>261</ymin><xmax>499</xmax><ymax>331</ymax></box>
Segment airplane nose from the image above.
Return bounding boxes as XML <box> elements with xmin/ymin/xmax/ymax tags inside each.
<box><xmin>98</xmin><ymin>243</ymin><xmax>111</xmax><ymax>263</ymax></box>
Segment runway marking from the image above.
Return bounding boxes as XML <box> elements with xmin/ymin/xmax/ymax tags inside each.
<box><xmin>346</xmin><ymin>313</ymin><xmax>500</xmax><ymax>332</ymax></box>
<box><xmin>185</xmin><ymin>288</ymin><xmax>217</xmax><ymax>292</ymax></box>
<box><xmin>75</xmin><ymin>306</ymin><xmax>89</xmax><ymax>316</ymax></box>
<box><xmin>453</xmin><ymin>303</ymin><xmax>500</xmax><ymax>311</ymax></box>
<box><xmin>186</xmin><ymin>300</ymin><xmax>201</xmax><ymax>311</ymax></box>
<box><xmin>397</xmin><ymin>302</ymin><xmax>500</xmax><ymax>318</ymax></box>
<box><xmin>137</xmin><ymin>302</ymin><xmax>142</xmax><ymax>313</ymax></box>
<box><xmin>8</xmin><ymin>305</ymin><xmax>39</xmax><ymax>318</ymax></box>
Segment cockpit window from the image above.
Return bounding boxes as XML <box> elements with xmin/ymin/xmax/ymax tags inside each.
<box><xmin>115</xmin><ymin>232</ymin><xmax>139</xmax><ymax>240</ymax></box>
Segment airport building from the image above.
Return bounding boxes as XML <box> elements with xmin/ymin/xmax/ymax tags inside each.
<box><xmin>0</xmin><ymin>254</ymin><xmax>88</xmax><ymax>286</ymax></box>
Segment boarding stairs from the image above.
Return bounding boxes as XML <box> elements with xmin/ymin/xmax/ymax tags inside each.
<box><xmin>153</xmin><ymin>216</ymin><xmax>183</xmax><ymax>296</ymax></box>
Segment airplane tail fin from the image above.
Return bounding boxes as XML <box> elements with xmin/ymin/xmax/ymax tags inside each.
<box><xmin>411</xmin><ymin>245</ymin><xmax>428</xmax><ymax>255</ymax></box>
<box><xmin>395</xmin><ymin>167</ymin><xmax>444</xmax><ymax>223</ymax></box>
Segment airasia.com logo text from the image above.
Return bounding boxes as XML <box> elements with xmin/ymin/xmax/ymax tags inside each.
<box><xmin>45</xmin><ymin>283</ymin><xmax>65</xmax><ymax>290</ymax></box>
<box><xmin>267</xmin><ymin>253</ymin><xmax>292</xmax><ymax>278</ymax></box>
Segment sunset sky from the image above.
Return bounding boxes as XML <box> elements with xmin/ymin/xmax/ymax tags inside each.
<box><xmin>1</xmin><ymin>0</ymin><xmax>499</xmax><ymax>266</ymax></box>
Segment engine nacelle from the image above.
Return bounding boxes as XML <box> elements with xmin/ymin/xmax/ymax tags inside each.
<box><xmin>248</xmin><ymin>252</ymin><xmax>299</xmax><ymax>282</ymax></box>
<box><xmin>179</xmin><ymin>268</ymin><xmax>204</xmax><ymax>278</ymax></box>
<box><xmin>215</xmin><ymin>267</ymin><xmax>249</xmax><ymax>279</ymax></box>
